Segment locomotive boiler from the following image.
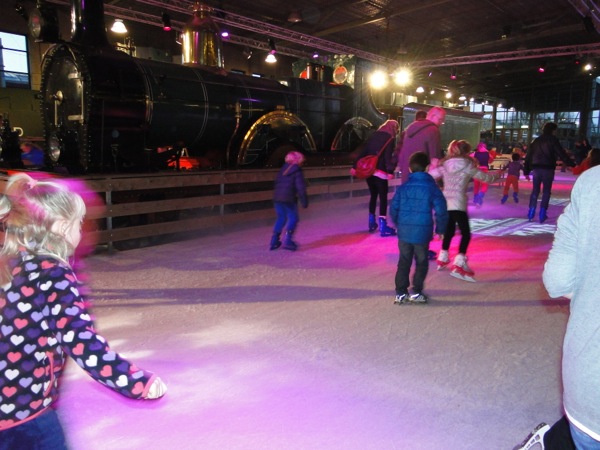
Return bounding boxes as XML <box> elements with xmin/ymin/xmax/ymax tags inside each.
<box><xmin>36</xmin><ymin>0</ymin><xmax>387</xmax><ymax>173</ymax></box>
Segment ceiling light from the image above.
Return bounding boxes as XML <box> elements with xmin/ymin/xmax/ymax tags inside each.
<box><xmin>450</xmin><ymin>68</ymin><xmax>457</xmax><ymax>80</ymax></box>
<box><xmin>288</xmin><ymin>10</ymin><xmax>302</xmax><ymax>23</ymax></box>
<box><xmin>538</xmin><ymin>62</ymin><xmax>546</xmax><ymax>73</ymax></box>
<box><xmin>111</xmin><ymin>19</ymin><xmax>127</xmax><ymax>34</ymax></box>
<box><xmin>161</xmin><ymin>13</ymin><xmax>171</xmax><ymax>31</ymax></box>
<box><xmin>416</xmin><ymin>86</ymin><xmax>425</xmax><ymax>93</ymax></box>
<box><xmin>221</xmin><ymin>30</ymin><xmax>230</xmax><ymax>38</ymax></box>
<box><xmin>445</xmin><ymin>92</ymin><xmax>452</xmax><ymax>99</ymax></box>
<box><xmin>368</xmin><ymin>70</ymin><xmax>388</xmax><ymax>90</ymax></box>
<box><xmin>459</xmin><ymin>94</ymin><xmax>466</xmax><ymax>101</ymax></box>
<box><xmin>393</xmin><ymin>68</ymin><xmax>411</xmax><ymax>86</ymax></box>
<box><xmin>265</xmin><ymin>39</ymin><xmax>277</xmax><ymax>63</ymax></box>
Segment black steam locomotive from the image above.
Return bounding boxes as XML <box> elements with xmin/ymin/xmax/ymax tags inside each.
<box><xmin>31</xmin><ymin>0</ymin><xmax>386</xmax><ymax>174</ymax></box>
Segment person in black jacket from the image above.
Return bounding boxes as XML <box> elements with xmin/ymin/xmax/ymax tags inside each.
<box><xmin>524</xmin><ymin>122</ymin><xmax>574</xmax><ymax>223</ymax></box>
<box><xmin>350</xmin><ymin>119</ymin><xmax>399</xmax><ymax>236</ymax></box>
<box><xmin>270</xmin><ymin>151</ymin><xmax>309</xmax><ymax>251</ymax></box>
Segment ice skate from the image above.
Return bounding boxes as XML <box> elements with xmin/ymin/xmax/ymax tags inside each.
<box><xmin>450</xmin><ymin>254</ymin><xmax>476</xmax><ymax>282</ymax></box>
<box><xmin>513</xmin><ymin>422</ymin><xmax>550</xmax><ymax>450</ymax></box>
<box><xmin>436</xmin><ymin>249</ymin><xmax>449</xmax><ymax>271</ymax></box>
<box><xmin>408</xmin><ymin>292</ymin><xmax>428</xmax><ymax>304</ymax></box>
<box><xmin>394</xmin><ymin>293</ymin><xmax>407</xmax><ymax>305</ymax></box>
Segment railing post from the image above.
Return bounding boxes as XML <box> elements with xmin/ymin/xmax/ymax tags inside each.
<box><xmin>105</xmin><ymin>187</ymin><xmax>113</xmax><ymax>253</ymax></box>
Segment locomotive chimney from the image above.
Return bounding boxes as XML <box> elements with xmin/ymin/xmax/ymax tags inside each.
<box><xmin>181</xmin><ymin>3</ymin><xmax>224</xmax><ymax>68</ymax></box>
<box><xmin>70</xmin><ymin>0</ymin><xmax>110</xmax><ymax>47</ymax></box>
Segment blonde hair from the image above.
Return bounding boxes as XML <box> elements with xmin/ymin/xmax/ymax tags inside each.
<box><xmin>445</xmin><ymin>139</ymin><xmax>473</xmax><ymax>158</ymax></box>
<box><xmin>378</xmin><ymin>119</ymin><xmax>399</xmax><ymax>137</ymax></box>
<box><xmin>285</xmin><ymin>151</ymin><xmax>305</xmax><ymax>165</ymax></box>
<box><xmin>0</xmin><ymin>173</ymin><xmax>86</xmax><ymax>284</ymax></box>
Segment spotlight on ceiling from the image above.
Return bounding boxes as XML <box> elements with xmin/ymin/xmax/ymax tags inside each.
<box><xmin>450</xmin><ymin>68</ymin><xmax>457</xmax><ymax>80</ymax></box>
<box><xmin>538</xmin><ymin>62</ymin><xmax>546</xmax><ymax>73</ymax></box>
<box><xmin>266</xmin><ymin>40</ymin><xmax>277</xmax><ymax>63</ymax></box>
<box><xmin>288</xmin><ymin>9</ymin><xmax>302</xmax><ymax>23</ymax></box>
<box><xmin>111</xmin><ymin>18</ymin><xmax>127</xmax><ymax>34</ymax></box>
<box><xmin>393</xmin><ymin>68</ymin><xmax>412</xmax><ymax>86</ymax></box>
<box><xmin>161</xmin><ymin>13</ymin><xmax>171</xmax><ymax>31</ymax></box>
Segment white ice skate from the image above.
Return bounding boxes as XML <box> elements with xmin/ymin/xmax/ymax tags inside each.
<box><xmin>450</xmin><ymin>254</ymin><xmax>476</xmax><ymax>282</ymax></box>
<box><xmin>436</xmin><ymin>249</ymin><xmax>449</xmax><ymax>271</ymax></box>
<box><xmin>513</xmin><ymin>422</ymin><xmax>550</xmax><ymax>450</ymax></box>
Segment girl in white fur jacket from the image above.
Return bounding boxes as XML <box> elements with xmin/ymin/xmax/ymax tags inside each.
<box><xmin>428</xmin><ymin>140</ymin><xmax>503</xmax><ymax>282</ymax></box>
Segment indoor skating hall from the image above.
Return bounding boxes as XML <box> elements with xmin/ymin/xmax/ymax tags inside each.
<box><xmin>59</xmin><ymin>172</ymin><xmax>574</xmax><ymax>450</ymax></box>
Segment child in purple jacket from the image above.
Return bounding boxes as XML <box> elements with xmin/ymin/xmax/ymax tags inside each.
<box><xmin>0</xmin><ymin>173</ymin><xmax>166</xmax><ymax>448</ymax></box>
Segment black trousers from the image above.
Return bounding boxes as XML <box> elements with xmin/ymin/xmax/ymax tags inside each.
<box><xmin>442</xmin><ymin>210</ymin><xmax>471</xmax><ymax>255</ymax></box>
<box><xmin>366</xmin><ymin>176</ymin><xmax>389</xmax><ymax>217</ymax></box>
<box><xmin>545</xmin><ymin>416</ymin><xmax>575</xmax><ymax>450</ymax></box>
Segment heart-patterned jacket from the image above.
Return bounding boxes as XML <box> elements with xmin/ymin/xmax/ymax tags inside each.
<box><xmin>0</xmin><ymin>251</ymin><xmax>157</xmax><ymax>430</ymax></box>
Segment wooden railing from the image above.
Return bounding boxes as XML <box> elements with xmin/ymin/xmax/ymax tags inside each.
<box><xmin>61</xmin><ymin>166</ymin><xmax>400</xmax><ymax>250</ymax></box>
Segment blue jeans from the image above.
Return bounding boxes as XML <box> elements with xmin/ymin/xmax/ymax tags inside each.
<box><xmin>529</xmin><ymin>167</ymin><xmax>555</xmax><ymax>210</ymax></box>
<box><xmin>273</xmin><ymin>201</ymin><xmax>299</xmax><ymax>234</ymax></box>
<box><xmin>0</xmin><ymin>408</ymin><xmax>67</xmax><ymax>450</ymax></box>
<box><xmin>570</xmin><ymin>422</ymin><xmax>600</xmax><ymax>450</ymax></box>
<box><xmin>395</xmin><ymin>240</ymin><xmax>429</xmax><ymax>294</ymax></box>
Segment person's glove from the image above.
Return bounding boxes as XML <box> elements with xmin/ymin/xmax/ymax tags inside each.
<box><xmin>145</xmin><ymin>377</ymin><xmax>167</xmax><ymax>399</ymax></box>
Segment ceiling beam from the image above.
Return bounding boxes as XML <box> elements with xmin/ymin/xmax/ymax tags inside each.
<box><xmin>411</xmin><ymin>42</ymin><xmax>600</xmax><ymax>68</ymax></box>
<box><xmin>46</xmin><ymin>0</ymin><xmax>600</xmax><ymax>69</ymax></box>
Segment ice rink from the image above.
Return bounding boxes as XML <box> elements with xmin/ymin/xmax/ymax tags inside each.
<box><xmin>57</xmin><ymin>172</ymin><xmax>576</xmax><ymax>450</ymax></box>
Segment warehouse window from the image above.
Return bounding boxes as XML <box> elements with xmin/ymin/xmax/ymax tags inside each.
<box><xmin>0</xmin><ymin>32</ymin><xmax>30</xmax><ymax>89</ymax></box>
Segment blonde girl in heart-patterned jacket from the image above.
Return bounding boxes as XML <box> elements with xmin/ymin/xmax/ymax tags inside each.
<box><xmin>0</xmin><ymin>173</ymin><xmax>166</xmax><ymax>449</ymax></box>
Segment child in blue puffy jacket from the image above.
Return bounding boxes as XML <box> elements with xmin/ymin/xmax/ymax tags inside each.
<box><xmin>390</xmin><ymin>152</ymin><xmax>448</xmax><ymax>304</ymax></box>
<box><xmin>270</xmin><ymin>151</ymin><xmax>309</xmax><ymax>251</ymax></box>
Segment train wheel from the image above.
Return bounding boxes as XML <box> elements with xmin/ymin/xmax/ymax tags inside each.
<box><xmin>237</xmin><ymin>110</ymin><xmax>316</xmax><ymax>167</ymax></box>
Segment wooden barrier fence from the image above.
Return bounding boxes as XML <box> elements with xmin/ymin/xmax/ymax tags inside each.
<box><xmin>0</xmin><ymin>167</ymin><xmax>400</xmax><ymax>251</ymax></box>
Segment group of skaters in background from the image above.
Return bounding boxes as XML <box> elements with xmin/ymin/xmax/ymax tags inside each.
<box><xmin>265</xmin><ymin>113</ymin><xmax>600</xmax><ymax>447</ymax></box>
